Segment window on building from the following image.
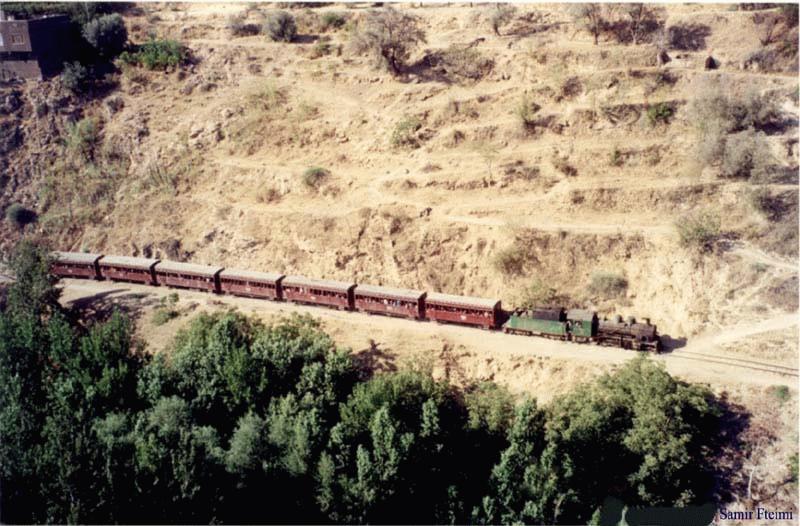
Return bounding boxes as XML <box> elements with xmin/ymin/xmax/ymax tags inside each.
<box><xmin>11</xmin><ymin>34</ymin><xmax>24</xmax><ymax>44</ymax></box>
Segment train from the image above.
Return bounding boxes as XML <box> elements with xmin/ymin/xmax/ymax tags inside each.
<box><xmin>50</xmin><ymin>251</ymin><xmax>662</xmax><ymax>352</ymax></box>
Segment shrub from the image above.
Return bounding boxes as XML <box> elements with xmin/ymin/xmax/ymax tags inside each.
<box><xmin>65</xmin><ymin>117</ymin><xmax>101</xmax><ymax>161</ymax></box>
<box><xmin>719</xmin><ymin>130</ymin><xmax>756</xmax><ymax>178</ymax></box>
<box><xmin>5</xmin><ymin>203</ymin><xmax>37</xmax><ymax>229</ymax></box>
<box><xmin>302</xmin><ymin>167</ymin><xmax>330</xmax><ymax>189</ymax></box>
<box><xmin>675</xmin><ymin>210</ymin><xmax>721</xmax><ymax>251</ymax></box>
<box><xmin>489</xmin><ymin>4</ymin><xmax>516</xmax><ymax>36</ymax></box>
<box><xmin>391</xmin><ymin>116</ymin><xmax>422</xmax><ymax>148</ymax></box>
<box><xmin>61</xmin><ymin>61</ymin><xmax>89</xmax><ymax>94</ymax></box>
<box><xmin>264</xmin><ymin>10</ymin><xmax>297</xmax><ymax>42</ymax></box>
<box><xmin>119</xmin><ymin>39</ymin><xmax>184</xmax><ymax>70</ymax></box>
<box><xmin>767</xmin><ymin>384</ymin><xmax>791</xmax><ymax>404</ymax></box>
<box><xmin>646</xmin><ymin>102</ymin><xmax>672</xmax><ymax>126</ymax></box>
<box><xmin>82</xmin><ymin>13</ymin><xmax>128</xmax><ymax>58</ymax></box>
<box><xmin>609</xmin><ymin>147</ymin><xmax>624</xmax><ymax>167</ymax></box>
<box><xmin>516</xmin><ymin>277</ymin><xmax>560</xmax><ymax>308</ymax></box>
<box><xmin>744</xmin><ymin>48</ymin><xmax>780</xmax><ymax>72</ymax></box>
<box><xmin>227</xmin><ymin>13</ymin><xmax>261</xmax><ymax>37</ymax></box>
<box><xmin>152</xmin><ymin>293</ymin><xmax>179</xmax><ymax>325</ymax></box>
<box><xmin>552</xmin><ymin>155</ymin><xmax>578</xmax><ymax>177</ymax></box>
<box><xmin>310</xmin><ymin>37</ymin><xmax>333</xmax><ymax>59</ymax></box>
<box><xmin>494</xmin><ymin>247</ymin><xmax>525</xmax><ymax>276</ymax></box>
<box><xmin>257</xmin><ymin>187</ymin><xmax>282</xmax><ymax>203</ymax></box>
<box><xmin>105</xmin><ymin>95</ymin><xmax>124</xmax><ymax>115</ymax></box>
<box><xmin>516</xmin><ymin>94</ymin><xmax>541</xmax><ymax>133</ymax></box>
<box><xmin>666</xmin><ymin>22</ymin><xmax>711</xmax><ymax>51</ymax></box>
<box><xmin>688</xmin><ymin>78</ymin><xmax>780</xmax><ymax>134</ymax></box>
<box><xmin>559</xmin><ymin>76</ymin><xmax>583</xmax><ymax>100</ymax></box>
<box><xmin>748</xmin><ymin>187</ymin><xmax>787</xmax><ymax>220</ymax></box>
<box><xmin>719</xmin><ymin>129</ymin><xmax>773</xmax><ymax>180</ymax></box>
<box><xmin>350</xmin><ymin>7</ymin><xmax>426</xmax><ymax>75</ymax></box>
<box><xmin>589</xmin><ymin>271</ymin><xmax>628</xmax><ymax>298</ymax></box>
<box><xmin>436</xmin><ymin>45</ymin><xmax>494</xmax><ymax>83</ymax></box>
<box><xmin>320</xmin><ymin>11</ymin><xmax>347</xmax><ymax>31</ymax></box>
<box><xmin>250</xmin><ymin>81</ymin><xmax>286</xmax><ymax>110</ymax></box>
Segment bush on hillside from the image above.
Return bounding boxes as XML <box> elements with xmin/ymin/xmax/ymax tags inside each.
<box><xmin>152</xmin><ymin>293</ymin><xmax>180</xmax><ymax>326</ymax></box>
<box><xmin>688</xmin><ymin>79</ymin><xmax>781</xmax><ymax>134</ymax></box>
<box><xmin>666</xmin><ymin>22</ymin><xmax>711</xmax><ymax>51</ymax></box>
<box><xmin>119</xmin><ymin>39</ymin><xmax>184</xmax><ymax>70</ymax></box>
<box><xmin>65</xmin><ymin>117</ymin><xmax>101</xmax><ymax>161</ymax></box>
<box><xmin>350</xmin><ymin>7</ymin><xmax>426</xmax><ymax>75</ymax></box>
<box><xmin>302</xmin><ymin>167</ymin><xmax>330</xmax><ymax>189</ymax></box>
<box><xmin>646</xmin><ymin>102</ymin><xmax>673</xmax><ymax>126</ymax></box>
<box><xmin>227</xmin><ymin>13</ymin><xmax>262</xmax><ymax>37</ymax></box>
<box><xmin>489</xmin><ymin>4</ymin><xmax>516</xmax><ymax>36</ymax></box>
<box><xmin>82</xmin><ymin>13</ymin><xmax>128</xmax><ymax>58</ymax></box>
<box><xmin>5</xmin><ymin>203</ymin><xmax>37</xmax><ymax>229</ymax></box>
<box><xmin>264</xmin><ymin>10</ymin><xmax>297</xmax><ymax>42</ymax></box>
<box><xmin>588</xmin><ymin>271</ymin><xmax>628</xmax><ymax>298</ymax></box>
<box><xmin>391</xmin><ymin>116</ymin><xmax>422</xmax><ymax>148</ymax></box>
<box><xmin>320</xmin><ymin>11</ymin><xmax>347</xmax><ymax>31</ymax></box>
<box><xmin>748</xmin><ymin>187</ymin><xmax>789</xmax><ymax>221</ymax></box>
<box><xmin>675</xmin><ymin>210</ymin><xmax>721</xmax><ymax>251</ymax></box>
<box><xmin>61</xmin><ymin>61</ymin><xmax>90</xmax><ymax>94</ymax></box>
<box><xmin>516</xmin><ymin>94</ymin><xmax>541</xmax><ymax>133</ymax></box>
<box><xmin>494</xmin><ymin>247</ymin><xmax>526</xmax><ymax>277</ymax></box>
<box><xmin>435</xmin><ymin>45</ymin><xmax>494</xmax><ymax>83</ymax></box>
<box><xmin>515</xmin><ymin>277</ymin><xmax>561</xmax><ymax>308</ymax></box>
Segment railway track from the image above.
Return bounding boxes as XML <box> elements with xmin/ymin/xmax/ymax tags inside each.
<box><xmin>8</xmin><ymin>271</ymin><xmax>800</xmax><ymax>382</ymax></box>
<box><xmin>668</xmin><ymin>350</ymin><xmax>799</xmax><ymax>378</ymax></box>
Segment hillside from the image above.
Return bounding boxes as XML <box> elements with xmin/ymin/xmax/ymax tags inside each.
<box><xmin>1</xmin><ymin>3</ymin><xmax>797</xmax><ymax>339</ymax></box>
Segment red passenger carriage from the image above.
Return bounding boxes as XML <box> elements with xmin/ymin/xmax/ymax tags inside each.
<box><xmin>354</xmin><ymin>284</ymin><xmax>426</xmax><ymax>320</ymax></box>
<box><xmin>98</xmin><ymin>255</ymin><xmax>159</xmax><ymax>285</ymax></box>
<box><xmin>281</xmin><ymin>276</ymin><xmax>355</xmax><ymax>310</ymax></box>
<box><xmin>219</xmin><ymin>269</ymin><xmax>285</xmax><ymax>300</ymax></box>
<box><xmin>51</xmin><ymin>251</ymin><xmax>102</xmax><ymax>279</ymax></box>
<box><xmin>154</xmin><ymin>261</ymin><xmax>223</xmax><ymax>292</ymax></box>
<box><xmin>425</xmin><ymin>292</ymin><xmax>501</xmax><ymax>329</ymax></box>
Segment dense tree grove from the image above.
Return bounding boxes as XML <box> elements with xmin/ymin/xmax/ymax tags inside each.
<box><xmin>1</xmin><ymin>242</ymin><xmax>725</xmax><ymax>524</ymax></box>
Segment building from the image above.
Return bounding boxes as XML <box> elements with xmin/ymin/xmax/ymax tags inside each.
<box><xmin>0</xmin><ymin>11</ymin><xmax>72</xmax><ymax>81</ymax></box>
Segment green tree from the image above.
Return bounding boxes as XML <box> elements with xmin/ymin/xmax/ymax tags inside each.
<box><xmin>132</xmin><ymin>396</ymin><xmax>225</xmax><ymax>522</ymax></box>
<box><xmin>472</xmin><ymin>400</ymin><xmax>554</xmax><ymax>524</ymax></box>
<box><xmin>82</xmin><ymin>13</ymin><xmax>128</xmax><ymax>58</ymax></box>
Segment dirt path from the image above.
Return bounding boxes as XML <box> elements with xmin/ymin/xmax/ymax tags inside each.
<box><xmin>57</xmin><ymin>278</ymin><xmax>798</xmax><ymax>396</ymax></box>
<box><xmin>731</xmin><ymin>245</ymin><xmax>798</xmax><ymax>273</ymax></box>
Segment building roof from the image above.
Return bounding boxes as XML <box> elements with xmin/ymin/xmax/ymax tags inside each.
<box><xmin>567</xmin><ymin>309</ymin><xmax>596</xmax><ymax>321</ymax></box>
<box><xmin>220</xmin><ymin>268</ymin><xmax>285</xmax><ymax>283</ymax></box>
<box><xmin>282</xmin><ymin>275</ymin><xmax>356</xmax><ymax>292</ymax></box>
<box><xmin>53</xmin><ymin>251</ymin><xmax>102</xmax><ymax>265</ymax></box>
<box><xmin>354</xmin><ymin>284</ymin><xmax>425</xmax><ymax>301</ymax></box>
<box><xmin>99</xmin><ymin>255</ymin><xmax>160</xmax><ymax>270</ymax></box>
<box><xmin>155</xmin><ymin>260</ymin><xmax>223</xmax><ymax>277</ymax></box>
<box><xmin>426</xmin><ymin>292</ymin><xmax>500</xmax><ymax>310</ymax></box>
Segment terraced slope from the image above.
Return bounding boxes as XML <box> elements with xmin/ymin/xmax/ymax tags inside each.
<box><xmin>1</xmin><ymin>3</ymin><xmax>797</xmax><ymax>341</ymax></box>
